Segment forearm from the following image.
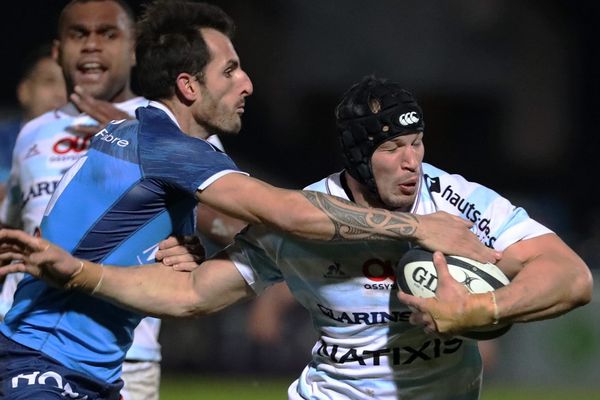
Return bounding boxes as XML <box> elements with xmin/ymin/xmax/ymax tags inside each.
<box><xmin>300</xmin><ymin>191</ymin><xmax>418</xmax><ymax>241</ymax></box>
<box><xmin>199</xmin><ymin>174</ymin><xmax>498</xmax><ymax>263</ymax></box>
<box><xmin>87</xmin><ymin>258</ymin><xmax>252</xmax><ymax>318</ymax></box>
<box><xmin>96</xmin><ymin>264</ymin><xmax>203</xmax><ymax>318</ymax></box>
<box><xmin>199</xmin><ymin>176</ymin><xmax>419</xmax><ymax>242</ymax></box>
<box><xmin>495</xmin><ymin>253</ymin><xmax>592</xmax><ymax>323</ymax></box>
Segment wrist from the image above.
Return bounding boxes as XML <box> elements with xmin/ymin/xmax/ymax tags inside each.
<box><xmin>466</xmin><ymin>291</ymin><xmax>499</xmax><ymax>327</ymax></box>
<box><xmin>64</xmin><ymin>260</ymin><xmax>104</xmax><ymax>294</ymax></box>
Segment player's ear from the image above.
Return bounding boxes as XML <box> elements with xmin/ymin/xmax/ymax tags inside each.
<box><xmin>175</xmin><ymin>73</ymin><xmax>199</xmax><ymax>102</ymax></box>
<box><xmin>16</xmin><ymin>79</ymin><xmax>31</xmax><ymax>109</ymax></box>
<box><xmin>129</xmin><ymin>40</ymin><xmax>136</xmax><ymax>68</ymax></box>
<box><xmin>51</xmin><ymin>40</ymin><xmax>61</xmax><ymax>64</ymax></box>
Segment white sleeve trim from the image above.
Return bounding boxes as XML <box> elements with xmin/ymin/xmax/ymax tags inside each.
<box><xmin>225</xmin><ymin>246</ymin><xmax>269</xmax><ymax>295</ymax></box>
<box><xmin>197</xmin><ymin>170</ymin><xmax>248</xmax><ymax>191</ymax></box>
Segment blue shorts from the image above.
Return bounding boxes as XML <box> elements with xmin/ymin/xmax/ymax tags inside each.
<box><xmin>0</xmin><ymin>333</ymin><xmax>123</xmax><ymax>399</ymax></box>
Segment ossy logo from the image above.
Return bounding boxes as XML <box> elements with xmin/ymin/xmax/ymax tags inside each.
<box><xmin>363</xmin><ymin>258</ymin><xmax>396</xmax><ymax>290</ymax></box>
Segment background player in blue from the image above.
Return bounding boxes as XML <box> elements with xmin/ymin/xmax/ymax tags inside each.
<box><xmin>1</xmin><ymin>77</ymin><xmax>592</xmax><ymax>400</ymax></box>
<box><xmin>0</xmin><ymin>1</ymin><xmax>498</xmax><ymax>399</ymax></box>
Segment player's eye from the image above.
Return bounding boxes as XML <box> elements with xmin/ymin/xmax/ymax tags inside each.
<box><xmin>69</xmin><ymin>30</ymin><xmax>86</xmax><ymax>39</ymax></box>
<box><xmin>103</xmin><ymin>29</ymin><xmax>118</xmax><ymax>39</ymax></box>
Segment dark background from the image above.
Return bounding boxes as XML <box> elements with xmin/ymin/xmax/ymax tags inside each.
<box><xmin>1</xmin><ymin>0</ymin><xmax>599</xmax><ymax>378</ymax></box>
<box><xmin>2</xmin><ymin>0</ymin><xmax>599</xmax><ymax>242</ymax></box>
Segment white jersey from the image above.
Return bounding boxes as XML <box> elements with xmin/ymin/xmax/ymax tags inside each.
<box><xmin>0</xmin><ymin>97</ymin><xmax>167</xmax><ymax>363</ymax></box>
<box><xmin>228</xmin><ymin>164</ymin><xmax>552</xmax><ymax>400</ymax></box>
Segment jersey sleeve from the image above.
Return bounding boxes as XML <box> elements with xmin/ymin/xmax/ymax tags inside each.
<box><xmin>225</xmin><ymin>225</ymin><xmax>284</xmax><ymax>294</ymax></box>
<box><xmin>421</xmin><ymin>163</ymin><xmax>553</xmax><ymax>251</ymax></box>
<box><xmin>139</xmin><ymin>128</ymin><xmax>245</xmax><ymax>197</ymax></box>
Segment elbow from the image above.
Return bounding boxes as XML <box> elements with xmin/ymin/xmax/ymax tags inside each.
<box><xmin>569</xmin><ymin>266</ymin><xmax>594</xmax><ymax>308</ymax></box>
<box><xmin>176</xmin><ymin>291</ymin><xmax>213</xmax><ymax>318</ymax></box>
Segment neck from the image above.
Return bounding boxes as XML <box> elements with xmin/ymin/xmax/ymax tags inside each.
<box><xmin>109</xmin><ymin>85</ymin><xmax>135</xmax><ymax>104</ymax></box>
<box><xmin>159</xmin><ymin>97</ymin><xmax>210</xmax><ymax>139</ymax></box>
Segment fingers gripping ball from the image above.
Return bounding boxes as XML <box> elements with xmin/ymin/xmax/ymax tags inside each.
<box><xmin>397</xmin><ymin>248</ymin><xmax>512</xmax><ymax>340</ymax></box>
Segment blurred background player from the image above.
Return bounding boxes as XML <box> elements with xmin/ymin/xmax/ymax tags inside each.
<box><xmin>0</xmin><ymin>44</ymin><xmax>66</xmax><ymax>201</ymax></box>
<box><xmin>0</xmin><ymin>1</ymin><xmax>160</xmax><ymax>399</ymax></box>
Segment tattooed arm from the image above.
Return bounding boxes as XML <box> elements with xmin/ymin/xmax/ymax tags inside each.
<box><xmin>196</xmin><ymin>174</ymin><xmax>499</xmax><ymax>263</ymax></box>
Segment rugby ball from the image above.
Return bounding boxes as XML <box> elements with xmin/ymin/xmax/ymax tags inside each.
<box><xmin>396</xmin><ymin>248</ymin><xmax>512</xmax><ymax>340</ymax></box>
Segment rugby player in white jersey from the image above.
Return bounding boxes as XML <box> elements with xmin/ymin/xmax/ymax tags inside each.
<box><xmin>1</xmin><ymin>76</ymin><xmax>592</xmax><ymax>399</ymax></box>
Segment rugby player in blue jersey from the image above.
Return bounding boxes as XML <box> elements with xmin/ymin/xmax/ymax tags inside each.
<box><xmin>0</xmin><ymin>1</ymin><xmax>499</xmax><ymax>399</ymax></box>
<box><xmin>1</xmin><ymin>75</ymin><xmax>592</xmax><ymax>400</ymax></box>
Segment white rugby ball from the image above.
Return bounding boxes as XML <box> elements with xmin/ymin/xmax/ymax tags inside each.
<box><xmin>396</xmin><ymin>248</ymin><xmax>511</xmax><ymax>340</ymax></box>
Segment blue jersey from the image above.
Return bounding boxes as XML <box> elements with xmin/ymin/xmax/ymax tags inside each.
<box><xmin>0</xmin><ymin>103</ymin><xmax>243</xmax><ymax>383</ymax></box>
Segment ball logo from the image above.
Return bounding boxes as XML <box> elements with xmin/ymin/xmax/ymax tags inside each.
<box><xmin>412</xmin><ymin>266</ymin><xmax>437</xmax><ymax>292</ymax></box>
<box><xmin>399</xmin><ymin>111</ymin><xmax>419</xmax><ymax>126</ymax></box>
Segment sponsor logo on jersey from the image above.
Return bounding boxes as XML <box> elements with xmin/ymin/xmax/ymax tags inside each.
<box><xmin>316</xmin><ymin>337</ymin><xmax>463</xmax><ymax>366</ymax></box>
<box><xmin>321</xmin><ymin>259</ymin><xmax>397</xmax><ymax>290</ymax></box>
<box><xmin>362</xmin><ymin>258</ymin><xmax>396</xmax><ymax>290</ymax></box>
<box><xmin>399</xmin><ymin>111</ymin><xmax>420</xmax><ymax>126</ymax></box>
<box><xmin>24</xmin><ymin>144</ymin><xmax>40</xmax><ymax>159</ymax></box>
<box><xmin>22</xmin><ymin>180</ymin><xmax>60</xmax><ymax>206</ymax></box>
<box><xmin>136</xmin><ymin>243</ymin><xmax>160</xmax><ymax>264</ymax></box>
<box><xmin>424</xmin><ymin>175</ymin><xmax>441</xmax><ymax>193</ymax></box>
<box><xmin>52</xmin><ymin>135</ymin><xmax>92</xmax><ymax>155</ymax></box>
<box><xmin>317</xmin><ymin>303</ymin><xmax>410</xmax><ymax>325</ymax></box>
<box><xmin>10</xmin><ymin>370</ymin><xmax>88</xmax><ymax>399</ymax></box>
<box><xmin>323</xmin><ymin>262</ymin><xmax>347</xmax><ymax>279</ymax></box>
<box><xmin>94</xmin><ymin>128</ymin><xmax>129</xmax><ymax>148</ymax></box>
<box><xmin>425</xmin><ymin>175</ymin><xmax>497</xmax><ymax>247</ymax></box>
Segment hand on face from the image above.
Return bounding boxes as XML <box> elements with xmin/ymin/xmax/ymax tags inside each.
<box><xmin>70</xmin><ymin>85</ymin><xmax>131</xmax><ymax>125</ymax></box>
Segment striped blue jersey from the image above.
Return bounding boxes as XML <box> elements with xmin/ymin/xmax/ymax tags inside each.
<box><xmin>0</xmin><ymin>103</ymin><xmax>243</xmax><ymax>383</ymax></box>
<box><xmin>228</xmin><ymin>165</ymin><xmax>552</xmax><ymax>400</ymax></box>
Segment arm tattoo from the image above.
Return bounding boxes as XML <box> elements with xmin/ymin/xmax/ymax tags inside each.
<box><xmin>302</xmin><ymin>191</ymin><xmax>418</xmax><ymax>241</ymax></box>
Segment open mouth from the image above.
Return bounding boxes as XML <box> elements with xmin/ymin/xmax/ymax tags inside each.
<box><xmin>398</xmin><ymin>178</ymin><xmax>417</xmax><ymax>194</ymax></box>
<box><xmin>76</xmin><ymin>62</ymin><xmax>107</xmax><ymax>82</ymax></box>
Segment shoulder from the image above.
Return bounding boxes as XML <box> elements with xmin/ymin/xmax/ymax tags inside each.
<box><xmin>115</xmin><ymin>96</ymin><xmax>150</xmax><ymax>117</ymax></box>
<box><xmin>13</xmin><ymin>111</ymin><xmax>72</xmax><ymax>151</ymax></box>
<box><xmin>303</xmin><ymin>171</ymin><xmax>347</xmax><ymax>199</ymax></box>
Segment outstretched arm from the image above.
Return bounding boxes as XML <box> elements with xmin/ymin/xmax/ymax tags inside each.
<box><xmin>198</xmin><ymin>174</ymin><xmax>500</xmax><ymax>263</ymax></box>
<box><xmin>398</xmin><ymin>234</ymin><xmax>593</xmax><ymax>336</ymax></box>
<box><xmin>0</xmin><ymin>229</ymin><xmax>253</xmax><ymax>318</ymax></box>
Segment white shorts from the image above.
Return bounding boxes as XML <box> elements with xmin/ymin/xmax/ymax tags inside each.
<box><xmin>120</xmin><ymin>361</ymin><xmax>161</xmax><ymax>400</ymax></box>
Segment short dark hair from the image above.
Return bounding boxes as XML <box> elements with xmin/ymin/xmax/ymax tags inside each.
<box><xmin>135</xmin><ymin>0</ymin><xmax>235</xmax><ymax>100</ymax></box>
<box><xmin>57</xmin><ymin>0</ymin><xmax>136</xmax><ymax>37</ymax></box>
<box><xmin>18</xmin><ymin>43</ymin><xmax>54</xmax><ymax>83</ymax></box>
